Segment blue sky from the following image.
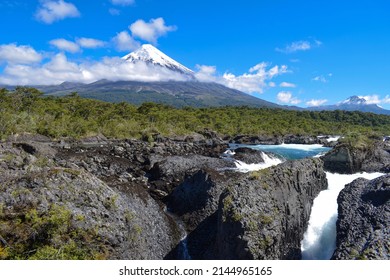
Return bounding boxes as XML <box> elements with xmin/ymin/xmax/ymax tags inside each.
<box><xmin>0</xmin><ymin>0</ymin><xmax>390</xmax><ymax>108</ymax></box>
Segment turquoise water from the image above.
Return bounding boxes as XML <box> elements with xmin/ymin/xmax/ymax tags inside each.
<box><xmin>230</xmin><ymin>143</ymin><xmax>331</xmax><ymax>160</ymax></box>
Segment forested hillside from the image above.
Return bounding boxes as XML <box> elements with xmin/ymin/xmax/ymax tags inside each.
<box><xmin>1</xmin><ymin>87</ymin><xmax>390</xmax><ymax>140</ymax></box>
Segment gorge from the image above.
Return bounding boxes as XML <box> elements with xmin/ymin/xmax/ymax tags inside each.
<box><xmin>1</xmin><ymin>132</ymin><xmax>388</xmax><ymax>260</ymax></box>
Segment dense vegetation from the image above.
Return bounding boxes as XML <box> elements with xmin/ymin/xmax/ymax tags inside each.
<box><xmin>1</xmin><ymin>87</ymin><xmax>390</xmax><ymax>140</ymax></box>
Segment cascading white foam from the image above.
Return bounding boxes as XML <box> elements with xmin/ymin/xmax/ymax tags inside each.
<box><xmin>326</xmin><ymin>136</ymin><xmax>340</xmax><ymax>142</ymax></box>
<box><xmin>234</xmin><ymin>152</ymin><xmax>283</xmax><ymax>173</ymax></box>
<box><xmin>301</xmin><ymin>172</ymin><xmax>384</xmax><ymax>260</ymax></box>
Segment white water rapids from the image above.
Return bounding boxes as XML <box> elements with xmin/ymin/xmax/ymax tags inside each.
<box><xmin>229</xmin><ymin>144</ymin><xmax>385</xmax><ymax>260</ymax></box>
<box><xmin>301</xmin><ymin>171</ymin><xmax>384</xmax><ymax>259</ymax></box>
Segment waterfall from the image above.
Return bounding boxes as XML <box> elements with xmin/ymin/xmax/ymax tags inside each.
<box><xmin>233</xmin><ymin>152</ymin><xmax>283</xmax><ymax>173</ymax></box>
<box><xmin>165</xmin><ymin>208</ymin><xmax>191</xmax><ymax>260</ymax></box>
<box><xmin>301</xmin><ymin>172</ymin><xmax>384</xmax><ymax>260</ymax></box>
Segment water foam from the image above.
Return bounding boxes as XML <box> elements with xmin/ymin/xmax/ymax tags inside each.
<box><xmin>301</xmin><ymin>172</ymin><xmax>384</xmax><ymax>260</ymax></box>
<box><xmin>326</xmin><ymin>136</ymin><xmax>340</xmax><ymax>142</ymax></box>
<box><xmin>234</xmin><ymin>152</ymin><xmax>283</xmax><ymax>173</ymax></box>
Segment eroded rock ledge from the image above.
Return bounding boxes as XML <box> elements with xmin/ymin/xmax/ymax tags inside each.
<box><xmin>0</xmin><ymin>134</ymin><xmax>328</xmax><ymax>260</ymax></box>
<box><xmin>167</xmin><ymin>158</ymin><xmax>327</xmax><ymax>259</ymax></box>
<box><xmin>332</xmin><ymin>175</ymin><xmax>390</xmax><ymax>260</ymax></box>
<box><xmin>322</xmin><ymin>141</ymin><xmax>390</xmax><ymax>174</ymax></box>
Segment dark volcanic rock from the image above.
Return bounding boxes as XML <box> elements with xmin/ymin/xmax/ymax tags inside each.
<box><xmin>283</xmin><ymin>134</ymin><xmax>319</xmax><ymax>145</ymax></box>
<box><xmin>0</xmin><ymin>142</ymin><xmax>179</xmax><ymax>260</ymax></box>
<box><xmin>232</xmin><ymin>134</ymin><xmax>324</xmax><ymax>145</ymax></box>
<box><xmin>0</xmin><ymin>133</ymin><xmax>330</xmax><ymax>260</ymax></box>
<box><xmin>0</xmin><ymin>134</ymin><xmax>232</xmax><ymax>260</ymax></box>
<box><xmin>167</xmin><ymin>169</ymin><xmax>242</xmax><ymax>259</ymax></box>
<box><xmin>167</xmin><ymin>158</ymin><xmax>327</xmax><ymax>259</ymax></box>
<box><xmin>216</xmin><ymin>158</ymin><xmax>327</xmax><ymax>260</ymax></box>
<box><xmin>322</xmin><ymin>142</ymin><xmax>390</xmax><ymax>174</ymax></box>
<box><xmin>232</xmin><ymin>135</ymin><xmax>283</xmax><ymax>145</ymax></box>
<box><xmin>232</xmin><ymin>147</ymin><xmax>266</xmax><ymax>164</ymax></box>
<box><xmin>322</xmin><ymin>145</ymin><xmax>357</xmax><ymax>173</ymax></box>
<box><xmin>332</xmin><ymin>175</ymin><xmax>390</xmax><ymax>260</ymax></box>
<box><xmin>149</xmin><ymin>155</ymin><xmax>235</xmax><ymax>197</ymax></box>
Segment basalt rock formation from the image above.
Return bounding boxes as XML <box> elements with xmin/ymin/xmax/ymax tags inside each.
<box><xmin>1</xmin><ymin>134</ymin><xmax>329</xmax><ymax>260</ymax></box>
<box><xmin>0</xmin><ymin>140</ymin><xmax>179</xmax><ymax>259</ymax></box>
<box><xmin>332</xmin><ymin>175</ymin><xmax>390</xmax><ymax>260</ymax></box>
<box><xmin>215</xmin><ymin>158</ymin><xmax>327</xmax><ymax>259</ymax></box>
<box><xmin>322</xmin><ymin>142</ymin><xmax>390</xmax><ymax>174</ymax></box>
<box><xmin>167</xmin><ymin>158</ymin><xmax>327</xmax><ymax>259</ymax></box>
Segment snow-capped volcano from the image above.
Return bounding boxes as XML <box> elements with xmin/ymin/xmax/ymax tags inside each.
<box><xmin>310</xmin><ymin>95</ymin><xmax>390</xmax><ymax>115</ymax></box>
<box><xmin>339</xmin><ymin>95</ymin><xmax>367</xmax><ymax>105</ymax></box>
<box><xmin>122</xmin><ymin>44</ymin><xmax>194</xmax><ymax>77</ymax></box>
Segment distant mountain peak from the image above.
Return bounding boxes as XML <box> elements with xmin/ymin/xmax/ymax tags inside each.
<box><xmin>122</xmin><ymin>44</ymin><xmax>194</xmax><ymax>77</ymax></box>
<box><xmin>309</xmin><ymin>95</ymin><xmax>390</xmax><ymax>115</ymax></box>
<box><xmin>340</xmin><ymin>95</ymin><xmax>367</xmax><ymax>105</ymax></box>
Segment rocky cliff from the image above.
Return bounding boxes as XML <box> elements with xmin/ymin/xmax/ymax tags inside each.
<box><xmin>0</xmin><ymin>140</ymin><xmax>179</xmax><ymax>260</ymax></box>
<box><xmin>216</xmin><ymin>158</ymin><xmax>327</xmax><ymax>259</ymax></box>
<box><xmin>167</xmin><ymin>158</ymin><xmax>327</xmax><ymax>259</ymax></box>
<box><xmin>322</xmin><ymin>141</ymin><xmax>390</xmax><ymax>174</ymax></box>
<box><xmin>0</xmin><ymin>134</ymin><xmax>330</xmax><ymax>260</ymax></box>
<box><xmin>332</xmin><ymin>175</ymin><xmax>390</xmax><ymax>260</ymax></box>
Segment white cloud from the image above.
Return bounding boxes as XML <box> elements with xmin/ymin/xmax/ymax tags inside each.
<box><xmin>0</xmin><ymin>44</ymin><xmax>42</xmax><ymax>64</ymax></box>
<box><xmin>383</xmin><ymin>95</ymin><xmax>390</xmax><ymax>104</ymax></box>
<box><xmin>306</xmin><ymin>99</ymin><xmax>327</xmax><ymax>107</ymax></box>
<box><xmin>194</xmin><ymin>65</ymin><xmax>217</xmax><ymax>82</ymax></box>
<box><xmin>277</xmin><ymin>91</ymin><xmax>301</xmax><ymax>105</ymax></box>
<box><xmin>280</xmin><ymin>82</ymin><xmax>296</xmax><ymax>88</ymax></box>
<box><xmin>359</xmin><ymin>95</ymin><xmax>381</xmax><ymax>104</ymax></box>
<box><xmin>35</xmin><ymin>0</ymin><xmax>80</xmax><ymax>24</ymax></box>
<box><xmin>268</xmin><ymin>82</ymin><xmax>276</xmax><ymax>87</ymax></box>
<box><xmin>223</xmin><ymin>64</ymin><xmax>288</xmax><ymax>93</ymax></box>
<box><xmin>111</xmin><ymin>0</ymin><xmax>134</xmax><ymax>6</ymax></box>
<box><xmin>76</xmin><ymin>38</ymin><xmax>106</xmax><ymax>49</ymax></box>
<box><xmin>312</xmin><ymin>75</ymin><xmax>327</xmax><ymax>83</ymax></box>
<box><xmin>195</xmin><ymin>62</ymin><xmax>288</xmax><ymax>93</ymax></box>
<box><xmin>276</xmin><ymin>39</ymin><xmax>322</xmax><ymax>54</ymax></box>
<box><xmin>129</xmin><ymin>17</ymin><xmax>177</xmax><ymax>44</ymax></box>
<box><xmin>0</xmin><ymin>52</ymin><xmax>192</xmax><ymax>86</ymax></box>
<box><xmin>49</xmin><ymin>38</ymin><xmax>80</xmax><ymax>53</ymax></box>
<box><xmin>312</xmin><ymin>73</ymin><xmax>332</xmax><ymax>83</ymax></box>
<box><xmin>112</xmin><ymin>31</ymin><xmax>141</xmax><ymax>52</ymax></box>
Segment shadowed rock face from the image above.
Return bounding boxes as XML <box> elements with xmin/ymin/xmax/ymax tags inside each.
<box><xmin>0</xmin><ymin>133</ymin><xmax>230</xmax><ymax>260</ymax></box>
<box><xmin>332</xmin><ymin>175</ymin><xmax>390</xmax><ymax>260</ymax></box>
<box><xmin>216</xmin><ymin>158</ymin><xmax>327</xmax><ymax>260</ymax></box>
<box><xmin>0</xmin><ymin>134</ymin><xmax>332</xmax><ymax>260</ymax></box>
<box><xmin>322</xmin><ymin>142</ymin><xmax>390</xmax><ymax>174</ymax></box>
<box><xmin>0</xmin><ymin>141</ymin><xmax>179</xmax><ymax>260</ymax></box>
<box><xmin>167</xmin><ymin>158</ymin><xmax>327</xmax><ymax>259</ymax></box>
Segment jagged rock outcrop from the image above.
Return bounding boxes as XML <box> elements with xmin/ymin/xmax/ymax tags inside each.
<box><xmin>216</xmin><ymin>158</ymin><xmax>327</xmax><ymax>259</ymax></box>
<box><xmin>0</xmin><ymin>141</ymin><xmax>179</xmax><ymax>260</ymax></box>
<box><xmin>231</xmin><ymin>134</ymin><xmax>323</xmax><ymax>145</ymax></box>
<box><xmin>332</xmin><ymin>175</ymin><xmax>390</xmax><ymax>260</ymax></box>
<box><xmin>322</xmin><ymin>142</ymin><xmax>390</xmax><ymax>174</ymax></box>
<box><xmin>0</xmin><ymin>133</ymin><xmax>331</xmax><ymax>260</ymax></box>
<box><xmin>0</xmin><ymin>132</ymin><xmax>231</xmax><ymax>260</ymax></box>
<box><xmin>283</xmin><ymin>134</ymin><xmax>319</xmax><ymax>145</ymax></box>
<box><xmin>232</xmin><ymin>135</ymin><xmax>283</xmax><ymax>145</ymax></box>
<box><xmin>149</xmin><ymin>155</ymin><xmax>235</xmax><ymax>198</ymax></box>
<box><xmin>167</xmin><ymin>158</ymin><xmax>327</xmax><ymax>259</ymax></box>
<box><xmin>232</xmin><ymin>147</ymin><xmax>269</xmax><ymax>164</ymax></box>
<box><xmin>166</xmin><ymin>169</ymin><xmax>241</xmax><ymax>259</ymax></box>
